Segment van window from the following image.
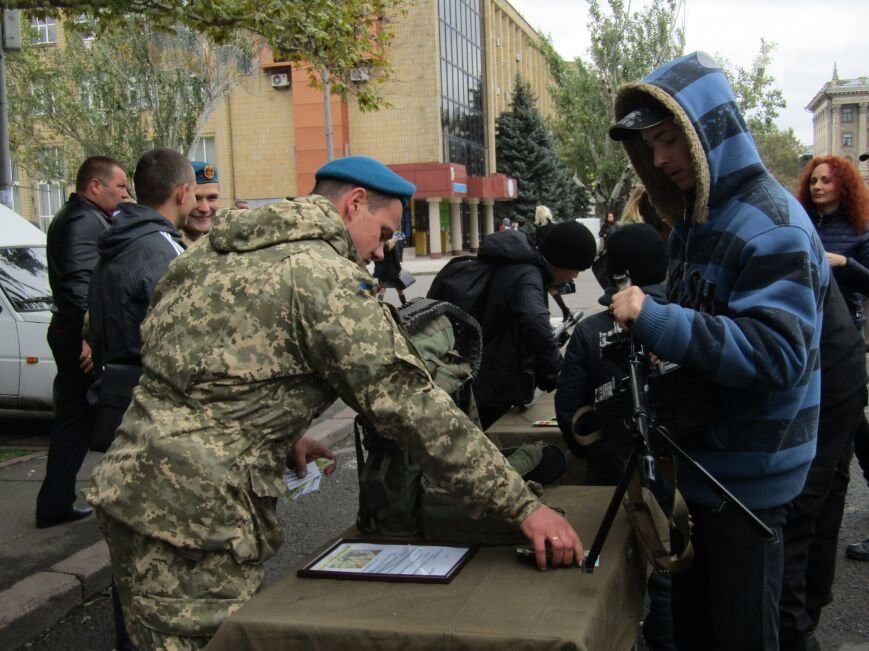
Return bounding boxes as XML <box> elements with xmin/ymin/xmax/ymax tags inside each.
<box><xmin>0</xmin><ymin>247</ymin><xmax>53</xmax><ymax>312</ymax></box>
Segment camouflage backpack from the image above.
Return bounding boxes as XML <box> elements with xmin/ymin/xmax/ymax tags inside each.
<box><xmin>355</xmin><ymin>298</ymin><xmax>539</xmax><ymax>544</ymax></box>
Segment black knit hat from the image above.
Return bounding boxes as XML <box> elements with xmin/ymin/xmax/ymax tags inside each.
<box><xmin>538</xmin><ymin>221</ymin><xmax>597</xmax><ymax>271</ymax></box>
<box><xmin>606</xmin><ymin>223</ymin><xmax>666</xmax><ymax>286</ymax></box>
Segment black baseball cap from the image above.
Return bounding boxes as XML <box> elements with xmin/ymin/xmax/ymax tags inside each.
<box><xmin>609</xmin><ymin>106</ymin><xmax>672</xmax><ymax>141</ymax></box>
<box><xmin>860</xmin><ymin>152</ymin><xmax>869</xmax><ymax>162</ymax></box>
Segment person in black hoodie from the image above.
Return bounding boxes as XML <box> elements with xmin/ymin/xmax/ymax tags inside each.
<box><xmin>88</xmin><ymin>148</ymin><xmax>194</xmax><ymax>406</ymax></box>
<box><xmin>473</xmin><ymin>221</ymin><xmax>596</xmax><ymax>430</ymax></box>
<box><xmin>86</xmin><ymin>147</ymin><xmax>195</xmax><ymax>651</ymax></box>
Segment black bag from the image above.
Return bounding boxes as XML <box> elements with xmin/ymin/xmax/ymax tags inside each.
<box><xmin>427</xmin><ymin>255</ymin><xmax>495</xmax><ymax>319</ymax></box>
<box><xmin>89</xmin><ymin>363</ymin><xmax>142</xmax><ymax>452</ymax></box>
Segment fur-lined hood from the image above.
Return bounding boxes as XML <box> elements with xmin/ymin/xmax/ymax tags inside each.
<box><xmin>614</xmin><ymin>51</ymin><xmax>765</xmax><ymax>225</ymax></box>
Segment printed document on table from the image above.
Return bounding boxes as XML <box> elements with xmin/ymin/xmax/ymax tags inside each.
<box><xmin>309</xmin><ymin>542</ymin><xmax>470</xmax><ymax>577</ymax></box>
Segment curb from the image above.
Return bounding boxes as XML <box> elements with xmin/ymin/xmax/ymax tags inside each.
<box><xmin>0</xmin><ymin>542</ymin><xmax>109</xmax><ymax>650</ymax></box>
<box><xmin>0</xmin><ymin>413</ymin><xmax>356</xmax><ymax>649</ymax></box>
<box><xmin>0</xmin><ymin>451</ymin><xmax>47</xmax><ymax>470</ymax></box>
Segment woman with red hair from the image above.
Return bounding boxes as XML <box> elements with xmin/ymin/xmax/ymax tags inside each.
<box><xmin>784</xmin><ymin>156</ymin><xmax>869</xmax><ymax>650</ymax></box>
<box><xmin>797</xmin><ymin>155</ymin><xmax>869</xmax><ymax>327</ymax></box>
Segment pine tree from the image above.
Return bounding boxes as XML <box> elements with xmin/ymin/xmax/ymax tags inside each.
<box><xmin>495</xmin><ymin>75</ymin><xmax>586</xmax><ymax>226</ymax></box>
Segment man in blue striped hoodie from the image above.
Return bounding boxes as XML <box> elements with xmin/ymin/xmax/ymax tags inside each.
<box><xmin>608</xmin><ymin>52</ymin><xmax>829</xmax><ymax>650</ymax></box>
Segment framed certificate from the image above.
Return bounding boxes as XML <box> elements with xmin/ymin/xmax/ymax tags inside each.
<box><xmin>297</xmin><ymin>538</ymin><xmax>475</xmax><ymax>584</ymax></box>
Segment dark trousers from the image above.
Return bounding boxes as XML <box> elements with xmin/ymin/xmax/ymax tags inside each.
<box><xmin>478</xmin><ymin>403</ymin><xmax>511</xmax><ymax>431</ymax></box>
<box><xmin>672</xmin><ymin>500</ymin><xmax>788</xmax><ymax>650</ymax></box>
<box><xmin>853</xmin><ymin>415</ymin><xmax>869</xmax><ymax>486</ymax></box>
<box><xmin>779</xmin><ymin>389</ymin><xmax>865</xmax><ymax>650</ymax></box>
<box><xmin>36</xmin><ymin>328</ymin><xmax>95</xmax><ymax>519</ymax></box>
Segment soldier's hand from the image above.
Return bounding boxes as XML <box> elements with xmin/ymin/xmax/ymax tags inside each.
<box><xmin>290</xmin><ymin>435</ymin><xmax>336</xmax><ymax>477</ymax></box>
<box><xmin>519</xmin><ymin>505</ymin><xmax>584</xmax><ymax>571</ymax></box>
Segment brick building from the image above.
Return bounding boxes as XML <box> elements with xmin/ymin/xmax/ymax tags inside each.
<box><xmin>11</xmin><ymin>1</ymin><xmax>555</xmax><ymax>258</ymax></box>
<box><xmin>202</xmin><ymin>0</ymin><xmax>553</xmax><ymax>257</ymax></box>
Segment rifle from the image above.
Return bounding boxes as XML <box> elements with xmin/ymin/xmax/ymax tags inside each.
<box><xmin>553</xmin><ymin>308</ymin><xmax>584</xmax><ymax>347</ymax></box>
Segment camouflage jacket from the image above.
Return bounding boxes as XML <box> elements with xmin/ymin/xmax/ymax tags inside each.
<box><xmin>86</xmin><ymin>196</ymin><xmax>539</xmax><ymax>563</ymax></box>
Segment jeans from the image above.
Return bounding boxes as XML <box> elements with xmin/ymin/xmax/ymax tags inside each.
<box><xmin>36</xmin><ymin>328</ymin><xmax>95</xmax><ymax>519</ymax></box>
<box><xmin>672</xmin><ymin>500</ymin><xmax>788</xmax><ymax>650</ymax></box>
<box><xmin>779</xmin><ymin>389</ymin><xmax>865</xmax><ymax>649</ymax></box>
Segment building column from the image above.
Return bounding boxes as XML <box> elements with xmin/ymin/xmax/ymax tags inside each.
<box><xmin>832</xmin><ymin>103</ymin><xmax>841</xmax><ymax>156</ymax></box>
<box><xmin>858</xmin><ymin>103</ymin><xmax>868</xmax><ymax>179</ymax></box>
<box><xmin>467</xmin><ymin>199</ymin><xmax>480</xmax><ymax>253</ymax></box>
<box><xmin>826</xmin><ymin>103</ymin><xmax>834</xmax><ymax>156</ymax></box>
<box><xmin>427</xmin><ymin>197</ymin><xmax>442</xmax><ymax>259</ymax></box>
<box><xmin>450</xmin><ymin>198</ymin><xmax>463</xmax><ymax>256</ymax></box>
<box><xmin>482</xmin><ymin>199</ymin><xmax>495</xmax><ymax>236</ymax></box>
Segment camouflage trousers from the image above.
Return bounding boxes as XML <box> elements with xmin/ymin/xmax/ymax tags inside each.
<box><xmin>96</xmin><ymin>510</ymin><xmax>262</xmax><ymax>650</ymax></box>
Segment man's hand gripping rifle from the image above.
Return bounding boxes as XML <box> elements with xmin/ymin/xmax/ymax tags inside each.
<box><xmin>583</xmin><ymin>274</ymin><xmax>776</xmax><ymax>574</ymax></box>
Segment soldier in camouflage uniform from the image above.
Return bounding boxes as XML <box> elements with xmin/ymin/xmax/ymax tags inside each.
<box><xmin>86</xmin><ymin>156</ymin><xmax>583</xmax><ymax>649</ymax></box>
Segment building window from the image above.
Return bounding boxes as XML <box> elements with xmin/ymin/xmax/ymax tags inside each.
<box><xmin>8</xmin><ymin>162</ymin><xmax>22</xmax><ymax>214</ymax></box>
<box><xmin>842</xmin><ymin>132</ymin><xmax>853</xmax><ymax>147</ymax></box>
<box><xmin>37</xmin><ymin>183</ymin><xmax>66</xmax><ymax>231</ymax></box>
<box><xmin>31</xmin><ymin>17</ymin><xmax>57</xmax><ymax>45</ymax></box>
<box><xmin>438</xmin><ymin>0</ymin><xmax>486</xmax><ymax>176</ymax></box>
<box><xmin>842</xmin><ymin>107</ymin><xmax>854</xmax><ymax>122</ymax></box>
<box><xmin>191</xmin><ymin>137</ymin><xmax>217</xmax><ymax>164</ymax></box>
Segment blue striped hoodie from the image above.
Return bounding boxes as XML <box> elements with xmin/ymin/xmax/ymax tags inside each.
<box><xmin>614</xmin><ymin>52</ymin><xmax>829</xmax><ymax>509</ymax></box>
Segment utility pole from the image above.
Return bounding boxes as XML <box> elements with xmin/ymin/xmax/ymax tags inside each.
<box><xmin>0</xmin><ymin>10</ymin><xmax>21</xmax><ymax>209</ymax></box>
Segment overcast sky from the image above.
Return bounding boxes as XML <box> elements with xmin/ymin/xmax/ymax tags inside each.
<box><xmin>507</xmin><ymin>0</ymin><xmax>868</xmax><ymax>146</ymax></box>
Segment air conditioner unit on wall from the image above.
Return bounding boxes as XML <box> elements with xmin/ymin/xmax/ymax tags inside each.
<box><xmin>349</xmin><ymin>67</ymin><xmax>370</xmax><ymax>82</ymax></box>
<box><xmin>270</xmin><ymin>73</ymin><xmax>290</xmax><ymax>88</ymax></box>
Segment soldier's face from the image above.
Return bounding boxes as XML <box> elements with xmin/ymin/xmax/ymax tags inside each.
<box><xmin>348</xmin><ymin>194</ymin><xmax>403</xmax><ymax>264</ymax></box>
<box><xmin>187</xmin><ymin>182</ymin><xmax>220</xmax><ymax>235</ymax></box>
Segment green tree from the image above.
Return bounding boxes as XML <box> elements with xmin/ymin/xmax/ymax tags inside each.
<box><xmin>7</xmin><ymin>17</ymin><xmax>256</xmax><ymax>187</ymax></box>
<box><xmin>5</xmin><ymin>0</ymin><xmax>408</xmax><ymax>111</ymax></box>
<box><xmin>717</xmin><ymin>40</ymin><xmax>805</xmax><ymax>190</ymax></box>
<box><xmin>750</xmin><ymin>126</ymin><xmax>806</xmax><ymax>191</ymax></box>
<box><xmin>542</xmin><ymin>0</ymin><xmax>685</xmax><ymax>218</ymax></box>
<box><xmin>495</xmin><ymin>75</ymin><xmax>586</xmax><ymax>226</ymax></box>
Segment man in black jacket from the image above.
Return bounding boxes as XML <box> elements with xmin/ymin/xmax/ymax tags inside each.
<box><xmin>88</xmin><ymin>148</ymin><xmax>195</xmax><ymax>429</ymax></box>
<box><xmin>37</xmin><ymin>156</ymin><xmax>129</xmax><ymax>529</ymax></box>
<box><xmin>473</xmin><ymin>222</ymin><xmax>596</xmax><ymax>430</ymax></box>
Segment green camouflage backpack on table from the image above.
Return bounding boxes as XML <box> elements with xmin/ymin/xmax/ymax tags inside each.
<box><xmin>355</xmin><ymin>298</ymin><xmax>543</xmax><ymax>544</ymax></box>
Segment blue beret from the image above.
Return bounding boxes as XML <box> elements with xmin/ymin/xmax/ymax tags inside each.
<box><xmin>315</xmin><ymin>156</ymin><xmax>415</xmax><ymax>203</ymax></box>
<box><xmin>192</xmin><ymin>161</ymin><xmax>219</xmax><ymax>185</ymax></box>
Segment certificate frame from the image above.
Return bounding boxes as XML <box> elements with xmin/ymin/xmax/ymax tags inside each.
<box><xmin>297</xmin><ymin>538</ymin><xmax>476</xmax><ymax>584</ymax></box>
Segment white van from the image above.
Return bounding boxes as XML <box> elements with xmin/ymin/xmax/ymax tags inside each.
<box><xmin>0</xmin><ymin>205</ymin><xmax>55</xmax><ymax>410</ymax></box>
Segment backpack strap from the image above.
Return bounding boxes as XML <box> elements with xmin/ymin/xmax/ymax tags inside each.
<box><xmin>623</xmin><ymin>456</ymin><xmax>694</xmax><ymax>573</ymax></box>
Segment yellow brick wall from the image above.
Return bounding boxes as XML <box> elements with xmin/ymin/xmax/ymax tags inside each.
<box><xmin>348</xmin><ymin>0</ymin><xmax>443</xmax><ymax>165</ymax></box>
<box><xmin>201</xmin><ymin>71</ymin><xmax>298</xmax><ymax>203</ymax></box>
<box><xmin>484</xmin><ymin>0</ymin><xmax>554</xmax><ymax>174</ymax></box>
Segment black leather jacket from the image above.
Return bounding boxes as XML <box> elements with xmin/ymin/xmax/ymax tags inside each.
<box><xmin>46</xmin><ymin>194</ymin><xmax>110</xmax><ymax>333</ymax></box>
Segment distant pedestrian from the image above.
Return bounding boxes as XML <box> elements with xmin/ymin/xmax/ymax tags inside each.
<box><xmin>374</xmin><ymin>237</ymin><xmax>407</xmax><ymax>305</ymax></box>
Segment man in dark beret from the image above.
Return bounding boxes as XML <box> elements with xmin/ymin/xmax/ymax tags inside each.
<box><xmin>87</xmin><ymin>155</ymin><xmax>584</xmax><ymax>649</ymax></box>
<box><xmin>180</xmin><ymin>161</ymin><xmax>220</xmax><ymax>247</ymax></box>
